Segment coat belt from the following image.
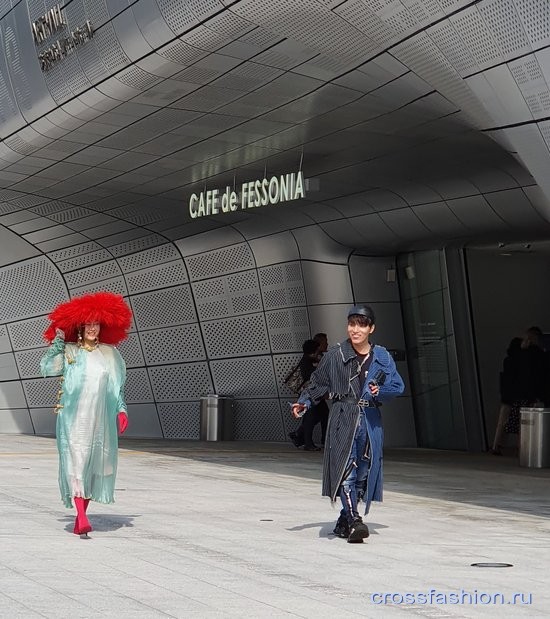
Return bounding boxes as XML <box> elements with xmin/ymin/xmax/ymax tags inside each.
<box><xmin>333</xmin><ymin>396</ymin><xmax>380</xmax><ymax>408</ymax></box>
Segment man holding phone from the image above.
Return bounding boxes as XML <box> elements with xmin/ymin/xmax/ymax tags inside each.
<box><xmin>291</xmin><ymin>305</ymin><xmax>404</xmax><ymax>543</ymax></box>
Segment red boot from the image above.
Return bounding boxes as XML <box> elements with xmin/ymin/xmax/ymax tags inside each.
<box><xmin>73</xmin><ymin>497</ymin><xmax>92</xmax><ymax>537</ymax></box>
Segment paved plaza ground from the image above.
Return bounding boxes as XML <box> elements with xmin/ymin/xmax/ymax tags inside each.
<box><xmin>1</xmin><ymin>434</ymin><xmax>549</xmax><ymax>618</ymax></box>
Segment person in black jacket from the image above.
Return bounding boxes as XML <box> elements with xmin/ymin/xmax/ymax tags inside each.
<box><xmin>288</xmin><ymin>339</ymin><xmax>325</xmax><ymax>451</ymax></box>
<box><xmin>312</xmin><ymin>333</ymin><xmax>330</xmax><ymax>445</ymax></box>
<box><xmin>491</xmin><ymin>327</ymin><xmax>546</xmax><ymax>455</ymax></box>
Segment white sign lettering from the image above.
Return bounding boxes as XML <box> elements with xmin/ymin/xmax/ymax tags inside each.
<box><xmin>189</xmin><ymin>171</ymin><xmax>305</xmax><ymax>219</ymax></box>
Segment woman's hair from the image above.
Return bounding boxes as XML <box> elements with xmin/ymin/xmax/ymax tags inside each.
<box><xmin>302</xmin><ymin>339</ymin><xmax>319</xmax><ymax>355</ymax></box>
<box><xmin>507</xmin><ymin>337</ymin><xmax>522</xmax><ymax>356</ymax></box>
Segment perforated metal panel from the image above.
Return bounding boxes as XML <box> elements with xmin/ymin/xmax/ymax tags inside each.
<box><xmin>140</xmin><ymin>324</ymin><xmax>205</xmax><ymax>364</ymax></box>
<box><xmin>117</xmin><ymin>66</ymin><xmax>161</xmax><ymax>92</ymax></box>
<box><xmin>117</xmin><ymin>243</ymin><xmax>180</xmax><ymax>272</ymax></box>
<box><xmin>210</xmin><ymin>356</ymin><xmax>277</xmax><ymax>398</ymax></box>
<box><xmin>428</xmin><ymin>22</ymin><xmax>478</xmax><ymax>75</ymax></box>
<box><xmin>157</xmin><ymin>0</ymin><xmax>197</xmax><ymax>33</ymax></box>
<box><xmin>216</xmin><ymin>62</ymin><xmax>282</xmax><ymax>90</ymax></box>
<box><xmin>232</xmin><ymin>0</ymin><xmax>373</xmax><ymax>62</ymax></box>
<box><xmin>0</xmin><ymin>257</ymin><xmax>67</xmax><ymax>322</ymax></box>
<box><xmin>65</xmin><ymin>261</ymin><xmax>122</xmax><ymax>288</ymax></box>
<box><xmin>516</xmin><ymin>0</ymin><xmax>550</xmax><ymax>46</ymax></box>
<box><xmin>43</xmin><ymin>60</ymin><xmax>72</xmax><ymax>104</ymax></box>
<box><xmin>393</xmin><ymin>32</ymin><xmax>493</xmax><ymax>127</ymax></box>
<box><xmin>8</xmin><ymin>316</ymin><xmax>50</xmax><ymax>350</ymax></box>
<box><xmin>239</xmin><ymin>25</ymin><xmax>282</xmax><ymax>49</ymax></box>
<box><xmin>47</xmin><ymin>241</ymin><xmax>104</xmax><ymax>261</ymax></box>
<box><xmin>94</xmin><ymin>23</ymin><xmax>130</xmax><ymax>73</ymax></box>
<box><xmin>193</xmin><ymin>269</ymin><xmax>262</xmax><ymax>320</ymax></box>
<box><xmin>8</xmin><ymin>195</ymin><xmax>47</xmax><ymax>209</ymax></box>
<box><xmin>22</xmin><ymin>377</ymin><xmax>60</xmax><ymax>407</ymax></box>
<box><xmin>479</xmin><ymin>0</ymin><xmax>531</xmax><ymax>59</ymax></box>
<box><xmin>233</xmin><ymin>399</ymin><xmax>285</xmax><ymax>440</ymax></box>
<box><xmin>30</xmin><ymin>201</ymin><xmax>70</xmax><ymax>216</ymax></box>
<box><xmin>107</xmin><ymin>234</ymin><xmax>167</xmax><ymax>256</ymax></box>
<box><xmin>183</xmin><ymin>25</ymin><xmax>229</xmax><ymax>52</ymax></box>
<box><xmin>336</xmin><ymin>0</ymin><xmax>395</xmax><ymax>46</ymax></box>
<box><xmin>259</xmin><ymin>262</ymin><xmax>306</xmax><ymax>309</ymax></box>
<box><xmin>124</xmin><ymin>368</ymin><xmax>154</xmax><ymax>403</ymax></box>
<box><xmin>509</xmin><ymin>56</ymin><xmax>550</xmax><ymax>117</ymax></box>
<box><xmin>185</xmin><ymin>243</ymin><xmax>255</xmax><ymax>280</ymax></box>
<box><xmin>70</xmin><ymin>277</ymin><xmax>128</xmax><ymax>297</ymax></box>
<box><xmin>57</xmin><ymin>250</ymin><xmax>113</xmax><ymax>272</ymax></box>
<box><xmin>126</xmin><ymin>261</ymin><xmax>188</xmax><ymax>294</ymax></box>
<box><xmin>0</xmin><ymin>203</ymin><xmax>19</xmax><ymax>217</ymax></box>
<box><xmin>149</xmin><ymin>362</ymin><xmax>213</xmax><ymax>400</ymax></box>
<box><xmin>116</xmin><ymin>334</ymin><xmax>144</xmax><ymax>368</ymax></box>
<box><xmin>158</xmin><ymin>39</ymin><xmax>207</xmax><ymax>65</ymax></box>
<box><xmin>192</xmin><ymin>279</ymin><xmax>228</xmax><ymax>318</ymax></box>
<box><xmin>202</xmin><ymin>313</ymin><xmax>269</xmax><ymax>358</ymax></box>
<box><xmin>450</xmin><ymin>7</ymin><xmax>502</xmax><ymax>68</ymax></box>
<box><xmin>0</xmin><ymin>43</ymin><xmax>18</xmax><ymax>127</ymax></box>
<box><xmin>189</xmin><ymin>0</ymin><xmax>223</xmax><ymax>20</ymax></box>
<box><xmin>158</xmin><ymin>402</ymin><xmax>200</xmax><ymax>439</ymax></box>
<box><xmin>14</xmin><ymin>349</ymin><xmax>44</xmax><ymax>379</ymax></box>
<box><xmin>131</xmin><ymin>285</ymin><xmax>197</xmax><ymax>329</ymax></box>
<box><xmin>48</xmin><ymin>206</ymin><xmax>96</xmax><ymax>223</ymax></box>
<box><xmin>266</xmin><ymin>308</ymin><xmax>310</xmax><ymax>353</ymax></box>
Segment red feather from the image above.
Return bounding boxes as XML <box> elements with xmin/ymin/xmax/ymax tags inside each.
<box><xmin>44</xmin><ymin>292</ymin><xmax>132</xmax><ymax>345</ymax></box>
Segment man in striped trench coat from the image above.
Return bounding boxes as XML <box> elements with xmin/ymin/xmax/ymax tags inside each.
<box><xmin>292</xmin><ymin>305</ymin><xmax>404</xmax><ymax>543</ymax></box>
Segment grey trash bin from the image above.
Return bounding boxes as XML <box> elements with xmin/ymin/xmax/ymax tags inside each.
<box><xmin>519</xmin><ymin>407</ymin><xmax>550</xmax><ymax>468</ymax></box>
<box><xmin>200</xmin><ymin>395</ymin><xmax>234</xmax><ymax>441</ymax></box>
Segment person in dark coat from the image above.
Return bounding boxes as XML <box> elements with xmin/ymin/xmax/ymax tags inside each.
<box><xmin>288</xmin><ymin>339</ymin><xmax>324</xmax><ymax>450</ymax></box>
<box><xmin>312</xmin><ymin>333</ymin><xmax>330</xmax><ymax>445</ymax></box>
<box><xmin>492</xmin><ymin>327</ymin><xmax>546</xmax><ymax>455</ymax></box>
<box><xmin>291</xmin><ymin>305</ymin><xmax>404</xmax><ymax>543</ymax></box>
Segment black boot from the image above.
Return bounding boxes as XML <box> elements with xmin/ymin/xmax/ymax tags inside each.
<box><xmin>288</xmin><ymin>431</ymin><xmax>302</xmax><ymax>448</ymax></box>
<box><xmin>348</xmin><ymin>516</ymin><xmax>370</xmax><ymax>543</ymax></box>
<box><xmin>333</xmin><ymin>513</ymin><xmax>350</xmax><ymax>538</ymax></box>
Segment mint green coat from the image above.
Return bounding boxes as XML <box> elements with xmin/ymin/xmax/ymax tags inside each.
<box><xmin>40</xmin><ymin>336</ymin><xmax>127</xmax><ymax>508</ymax></box>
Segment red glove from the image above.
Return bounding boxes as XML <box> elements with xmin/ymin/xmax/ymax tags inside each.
<box><xmin>117</xmin><ymin>412</ymin><xmax>128</xmax><ymax>434</ymax></box>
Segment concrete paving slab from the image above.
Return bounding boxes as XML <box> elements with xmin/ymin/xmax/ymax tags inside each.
<box><xmin>0</xmin><ymin>435</ymin><xmax>549</xmax><ymax>618</ymax></box>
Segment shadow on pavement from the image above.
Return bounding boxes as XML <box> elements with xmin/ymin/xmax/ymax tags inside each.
<box><xmin>118</xmin><ymin>439</ymin><xmax>550</xmax><ymax>520</ymax></box>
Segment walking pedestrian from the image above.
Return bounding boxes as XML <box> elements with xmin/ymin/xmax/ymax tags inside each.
<box><xmin>291</xmin><ymin>305</ymin><xmax>404</xmax><ymax>543</ymax></box>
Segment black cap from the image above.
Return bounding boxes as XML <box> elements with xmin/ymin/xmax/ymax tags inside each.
<box><xmin>348</xmin><ymin>304</ymin><xmax>375</xmax><ymax>323</ymax></box>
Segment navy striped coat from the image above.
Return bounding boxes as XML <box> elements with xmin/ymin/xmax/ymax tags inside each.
<box><xmin>298</xmin><ymin>339</ymin><xmax>404</xmax><ymax>513</ymax></box>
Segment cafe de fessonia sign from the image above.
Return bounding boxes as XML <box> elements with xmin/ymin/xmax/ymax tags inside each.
<box><xmin>189</xmin><ymin>171</ymin><xmax>306</xmax><ymax>219</ymax></box>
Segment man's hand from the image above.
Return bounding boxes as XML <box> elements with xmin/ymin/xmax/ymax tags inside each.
<box><xmin>117</xmin><ymin>411</ymin><xmax>129</xmax><ymax>434</ymax></box>
<box><xmin>368</xmin><ymin>382</ymin><xmax>380</xmax><ymax>397</ymax></box>
<box><xmin>291</xmin><ymin>403</ymin><xmax>307</xmax><ymax>419</ymax></box>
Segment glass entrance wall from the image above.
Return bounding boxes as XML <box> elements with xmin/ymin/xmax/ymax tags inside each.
<box><xmin>398</xmin><ymin>250</ymin><xmax>467</xmax><ymax>450</ymax></box>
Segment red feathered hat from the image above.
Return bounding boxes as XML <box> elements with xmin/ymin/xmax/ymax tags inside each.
<box><xmin>44</xmin><ymin>292</ymin><xmax>132</xmax><ymax>345</ymax></box>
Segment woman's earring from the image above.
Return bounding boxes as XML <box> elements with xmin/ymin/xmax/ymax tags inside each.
<box><xmin>77</xmin><ymin>331</ymin><xmax>82</xmax><ymax>345</ymax></box>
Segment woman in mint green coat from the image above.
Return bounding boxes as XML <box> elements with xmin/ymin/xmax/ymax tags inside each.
<box><xmin>41</xmin><ymin>292</ymin><xmax>131</xmax><ymax>538</ymax></box>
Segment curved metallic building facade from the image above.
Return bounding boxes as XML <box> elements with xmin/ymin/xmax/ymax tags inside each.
<box><xmin>1</xmin><ymin>0</ymin><xmax>550</xmax><ymax>446</ymax></box>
